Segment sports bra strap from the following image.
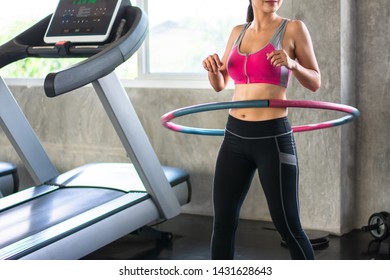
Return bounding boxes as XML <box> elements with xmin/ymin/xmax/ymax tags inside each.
<box><xmin>233</xmin><ymin>19</ymin><xmax>289</xmax><ymax>49</ymax></box>
<box><xmin>233</xmin><ymin>23</ymin><xmax>250</xmax><ymax>47</ymax></box>
<box><xmin>269</xmin><ymin>19</ymin><xmax>288</xmax><ymax>48</ymax></box>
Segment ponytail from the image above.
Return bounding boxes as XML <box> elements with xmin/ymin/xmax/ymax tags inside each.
<box><xmin>246</xmin><ymin>0</ymin><xmax>253</xmax><ymax>22</ymax></box>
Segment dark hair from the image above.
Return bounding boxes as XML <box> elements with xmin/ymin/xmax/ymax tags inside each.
<box><xmin>247</xmin><ymin>0</ymin><xmax>253</xmax><ymax>22</ymax></box>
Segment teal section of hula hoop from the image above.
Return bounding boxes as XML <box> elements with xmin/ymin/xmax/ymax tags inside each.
<box><xmin>169</xmin><ymin>100</ymin><xmax>269</xmax><ymax>136</ymax></box>
<box><xmin>177</xmin><ymin>126</ymin><xmax>224</xmax><ymax>136</ymax></box>
<box><xmin>172</xmin><ymin>100</ymin><xmax>269</xmax><ymax>118</ymax></box>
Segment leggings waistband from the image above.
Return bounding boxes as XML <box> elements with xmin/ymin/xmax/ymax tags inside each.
<box><xmin>225</xmin><ymin>115</ymin><xmax>292</xmax><ymax>138</ymax></box>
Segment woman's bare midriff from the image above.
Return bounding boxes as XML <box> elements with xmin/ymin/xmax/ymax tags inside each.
<box><xmin>229</xmin><ymin>83</ymin><xmax>288</xmax><ymax>121</ymax></box>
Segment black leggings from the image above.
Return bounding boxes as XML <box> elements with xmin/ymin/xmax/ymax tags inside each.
<box><xmin>211</xmin><ymin>115</ymin><xmax>314</xmax><ymax>260</ymax></box>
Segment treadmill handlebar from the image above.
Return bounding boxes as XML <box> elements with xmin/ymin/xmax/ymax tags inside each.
<box><xmin>0</xmin><ymin>5</ymin><xmax>148</xmax><ymax>98</ymax></box>
<box><xmin>0</xmin><ymin>15</ymin><xmax>52</xmax><ymax>69</ymax></box>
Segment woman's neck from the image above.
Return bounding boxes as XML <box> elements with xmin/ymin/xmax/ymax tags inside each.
<box><xmin>250</xmin><ymin>13</ymin><xmax>281</xmax><ymax>31</ymax></box>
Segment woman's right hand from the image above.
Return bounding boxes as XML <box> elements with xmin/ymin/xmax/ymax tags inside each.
<box><xmin>202</xmin><ymin>53</ymin><xmax>223</xmax><ymax>74</ymax></box>
<box><xmin>203</xmin><ymin>52</ymin><xmax>229</xmax><ymax>92</ymax></box>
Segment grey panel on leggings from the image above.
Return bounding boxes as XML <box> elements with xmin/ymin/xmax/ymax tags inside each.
<box><xmin>279</xmin><ymin>152</ymin><xmax>297</xmax><ymax>166</ymax></box>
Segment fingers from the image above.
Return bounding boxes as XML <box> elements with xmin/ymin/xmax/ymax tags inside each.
<box><xmin>267</xmin><ymin>50</ymin><xmax>289</xmax><ymax>68</ymax></box>
<box><xmin>203</xmin><ymin>54</ymin><xmax>223</xmax><ymax>74</ymax></box>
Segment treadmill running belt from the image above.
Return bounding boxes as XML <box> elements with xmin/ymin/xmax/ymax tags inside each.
<box><xmin>0</xmin><ymin>187</ymin><xmax>127</xmax><ymax>249</ymax></box>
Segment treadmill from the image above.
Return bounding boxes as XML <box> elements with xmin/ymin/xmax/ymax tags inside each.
<box><xmin>0</xmin><ymin>0</ymin><xmax>191</xmax><ymax>260</ymax></box>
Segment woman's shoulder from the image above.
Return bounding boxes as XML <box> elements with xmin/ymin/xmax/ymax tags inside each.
<box><xmin>285</xmin><ymin>19</ymin><xmax>307</xmax><ymax>30</ymax></box>
<box><xmin>227</xmin><ymin>23</ymin><xmax>249</xmax><ymax>42</ymax></box>
<box><xmin>232</xmin><ymin>23</ymin><xmax>249</xmax><ymax>33</ymax></box>
<box><xmin>284</xmin><ymin>19</ymin><xmax>311</xmax><ymax>43</ymax></box>
<box><xmin>285</xmin><ymin>19</ymin><xmax>309</xmax><ymax>34</ymax></box>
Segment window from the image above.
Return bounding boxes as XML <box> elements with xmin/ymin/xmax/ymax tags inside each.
<box><xmin>0</xmin><ymin>0</ymin><xmax>58</xmax><ymax>78</ymax></box>
<box><xmin>141</xmin><ymin>0</ymin><xmax>247</xmax><ymax>75</ymax></box>
<box><xmin>0</xmin><ymin>0</ymin><xmax>248</xmax><ymax>85</ymax></box>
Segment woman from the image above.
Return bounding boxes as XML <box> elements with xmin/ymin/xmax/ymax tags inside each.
<box><xmin>202</xmin><ymin>0</ymin><xmax>321</xmax><ymax>260</ymax></box>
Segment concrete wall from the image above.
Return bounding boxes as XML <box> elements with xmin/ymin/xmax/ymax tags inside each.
<box><xmin>0</xmin><ymin>0</ymin><xmax>389</xmax><ymax>235</ymax></box>
<box><xmin>355</xmin><ymin>0</ymin><xmax>390</xmax><ymax>228</ymax></box>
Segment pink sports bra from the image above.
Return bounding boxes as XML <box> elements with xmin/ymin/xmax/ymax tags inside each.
<box><xmin>227</xmin><ymin>19</ymin><xmax>291</xmax><ymax>87</ymax></box>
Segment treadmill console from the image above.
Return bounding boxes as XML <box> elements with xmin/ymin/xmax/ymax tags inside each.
<box><xmin>0</xmin><ymin>0</ymin><xmax>148</xmax><ymax>96</ymax></box>
<box><xmin>44</xmin><ymin>0</ymin><xmax>122</xmax><ymax>43</ymax></box>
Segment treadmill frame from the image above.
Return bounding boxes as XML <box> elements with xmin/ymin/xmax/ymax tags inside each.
<box><xmin>0</xmin><ymin>3</ymin><xmax>186</xmax><ymax>259</ymax></box>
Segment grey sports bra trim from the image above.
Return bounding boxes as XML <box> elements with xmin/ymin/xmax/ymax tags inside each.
<box><xmin>234</xmin><ymin>19</ymin><xmax>289</xmax><ymax>52</ymax></box>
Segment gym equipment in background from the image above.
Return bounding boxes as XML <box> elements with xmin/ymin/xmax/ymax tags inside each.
<box><xmin>362</xmin><ymin>211</ymin><xmax>390</xmax><ymax>242</ymax></box>
<box><xmin>0</xmin><ymin>0</ymin><xmax>191</xmax><ymax>260</ymax></box>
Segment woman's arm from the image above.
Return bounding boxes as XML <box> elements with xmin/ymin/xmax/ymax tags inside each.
<box><xmin>202</xmin><ymin>25</ymin><xmax>242</xmax><ymax>92</ymax></box>
<box><xmin>267</xmin><ymin>20</ymin><xmax>321</xmax><ymax>92</ymax></box>
<box><xmin>204</xmin><ymin>55</ymin><xmax>228</xmax><ymax>92</ymax></box>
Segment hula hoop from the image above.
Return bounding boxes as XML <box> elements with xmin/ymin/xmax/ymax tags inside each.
<box><xmin>161</xmin><ymin>99</ymin><xmax>360</xmax><ymax>136</ymax></box>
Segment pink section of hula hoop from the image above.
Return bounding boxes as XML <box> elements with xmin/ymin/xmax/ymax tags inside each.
<box><xmin>292</xmin><ymin>122</ymin><xmax>334</xmax><ymax>133</ymax></box>
<box><xmin>161</xmin><ymin>112</ymin><xmax>174</xmax><ymax>123</ymax></box>
<box><xmin>269</xmin><ymin>99</ymin><xmax>354</xmax><ymax>113</ymax></box>
<box><xmin>163</xmin><ymin>119</ymin><xmax>182</xmax><ymax>132</ymax></box>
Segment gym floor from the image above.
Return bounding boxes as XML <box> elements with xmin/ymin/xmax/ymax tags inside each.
<box><xmin>82</xmin><ymin>214</ymin><xmax>390</xmax><ymax>260</ymax></box>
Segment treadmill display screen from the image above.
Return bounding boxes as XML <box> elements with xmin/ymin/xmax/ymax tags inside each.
<box><xmin>44</xmin><ymin>0</ymin><xmax>121</xmax><ymax>43</ymax></box>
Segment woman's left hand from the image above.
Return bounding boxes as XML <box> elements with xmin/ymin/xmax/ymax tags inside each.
<box><xmin>267</xmin><ymin>49</ymin><xmax>296</xmax><ymax>70</ymax></box>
